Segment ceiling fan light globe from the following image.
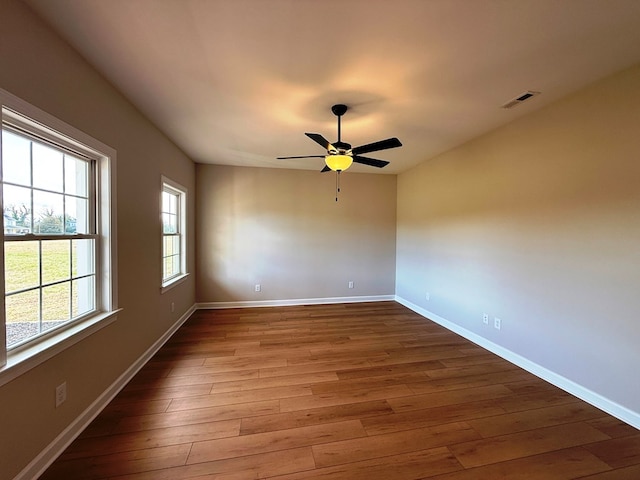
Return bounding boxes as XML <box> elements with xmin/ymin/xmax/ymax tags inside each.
<box><xmin>325</xmin><ymin>154</ymin><xmax>352</xmax><ymax>172</ymax></box>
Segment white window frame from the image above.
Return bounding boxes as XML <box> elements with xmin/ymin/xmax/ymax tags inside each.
<box><xmin>0</xmin><ymin>88</ymin><xmax>118</xmax><ymax>385</ymax></box>
<box><xmin>160</xmin><ymin>176</ymin><xmax>187</xmax><ymax>292</ymax></box>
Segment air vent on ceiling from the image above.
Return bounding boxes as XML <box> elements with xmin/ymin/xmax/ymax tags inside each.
<box><xmin>501</xmin><ymin>90</ymin><xmax>541</xmax><ymax>109</ymax></box>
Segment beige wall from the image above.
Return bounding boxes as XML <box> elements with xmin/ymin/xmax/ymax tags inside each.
<box><xmin>0</xmin><ymin>1</ymin><xmax>196</xmax><ymax>478</ymax></box>
<box><xmin>196</xmin><ymin>165</ymin><xmax>397</xmax><ymax>303</ymax></box>
<box><xmin>396</xmin><ymin>65</ymin><xmax>640</xmax><ymax>416</ymax></box>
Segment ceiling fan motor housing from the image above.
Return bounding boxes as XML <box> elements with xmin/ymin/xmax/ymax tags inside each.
<box><xmin>331</xmin><ymin>104</ymin><xmax>348</xmax><ymax>116</ymax></box>
<box><xmin>332</xmin><ymin>141</ymin><xmax>351</xmax><ymax>153</ymax></box>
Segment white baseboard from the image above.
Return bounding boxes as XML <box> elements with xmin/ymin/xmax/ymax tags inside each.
<box><xmin>197</xmin><ymin>294</ymin><xmax>396</xmax><ymax>310</ymax></box>
<box><xmin>395</xmin><ymin>296</ymin><xmax>640</xmax><ymax>430</ymax></box>
<box><xmin>14</xmin><ymin>304</ymin><xmax>197</xmax><ymax>480</ymax></box>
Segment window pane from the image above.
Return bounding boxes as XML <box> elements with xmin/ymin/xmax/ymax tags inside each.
<box><xmin>33</xmin><ymin>191</ymin><xmax>64</xmax><ymax>234</ymax></box>
<box><xmin>162</xmin><ymin>213</ymin><xmax>177</xmax><ymax>234</ymax></box>
<box><xmin>64</xmin><ymin>154</ymin><xmax>88</xmax><ymax>197</ymax></box>
<box><xmin>162</xmin><ymin>235</ymin><xmax>169</xmax><ymax>256</ymax></box>
<box><xmin>4</xmin><ymin>241</ymin><xmax>39</xmax><ymax>293</ymax></box>
<box><xmin>75</xmin><ymin>196</ymin><xmax>90</xmax><ymax>234</ymax></box>
<box><xmin>163</xmin><ymin>256</ymin><xmax>175</xmax><ymax>280</ymax></box>
<box><xmin>163</xmin><ymin>254</ymin><xmax>180</xmax><ymax>281</ymax></box>
<box><xmin>72</xmin><ymin>276</ymin><xmax>95</xmax><ymax>317</ymax></box>
<box><xmin>162</xmin><ymin>190</ymin><xmax>178</xmax><ymax>214</ymax></box>
<box><xmin>42</xmin><ymin>283</ymin><xmax>70</xmax><ymax>323</ymax></box>
<box><xmin>72</xmin><ymin>239</ymin><xmax>95</xmax><ymax>277</ymax></box>
<box><xmin>163</xmin><ymin>256</ymin><xmax>169</xmax><ymax>279</ymax></box>
<box><xmin>171</xmin><ymin>254</ymin><xmax>180</xmax><ymax>278</ymax></box>
<box><xmin>65</xmin><ymin>195</ymin><xmax>89</xmax><ymax>234</ymax></box>
<box><xmin>1</xmin><ymin>130</ymin><xmax>31</xmax><ymax>186</ymax></box>
<box><xmin>3</xmin><ymin>184</ymin><xmax>32</xmax><ymax>234</ymax></box>
<box><xmin>32</xmin><ymin>141</ymin><xmax>63</xmax><ymax>192</ymax></box>
<box><xmin>42</xmin><ymin>240</ymin><xmax>71</xmax><ymax>285</ymax></box>
<box><xmin>163</xmin><ymin>234</ymin><xmax>180</xmax><ymax>257</ymax></box>
<box><xmin>5</xmin><ymin>290</ymin><xmax>40</xmax><ymax>348</ymax></box>
<box><xmin>64</xmin><ymin>211</ymin><xmax>76</xmax><ymax>234</ymax></box>
<box><xmin>162</xmin><ymin>191</ymin><xmax>170</xmax><ymax>211</ymax></box>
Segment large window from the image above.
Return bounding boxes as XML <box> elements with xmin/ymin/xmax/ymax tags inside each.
<box><xmin>1</xmin><ymin>88</ymin><xmax>116</xmax><ymax>374</ymax></box>
<box><xmin>2</xmin><ymin>129</ymin><xmax>96</xmax><ymax>348</ymax></box>
<box><xmin>161</xmin><ymin>177</ymin><xmax>187</xmax><ymax>289</ymax></box>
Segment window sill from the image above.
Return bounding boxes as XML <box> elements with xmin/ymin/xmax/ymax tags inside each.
<box><xmin>161</xmin><ymin>273</ymin><xmax>190</xmax><ymax>294</ymax></box>
<box><xmin>0</xmin><ymin>309</ymin><xmax>122</xmax><ymax>387</ymax></box>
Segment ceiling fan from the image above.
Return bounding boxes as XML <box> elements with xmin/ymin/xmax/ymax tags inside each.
<box><xmin>277</xmin><ymin>104</ymin><xmax>402</xmax><ymax>173</ymax></box>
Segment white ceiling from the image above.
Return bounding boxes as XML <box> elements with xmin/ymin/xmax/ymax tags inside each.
<box><xmin>26</xmin><ymin>0</ymin><xmax>640</xmax><ymax>174</ymax></box>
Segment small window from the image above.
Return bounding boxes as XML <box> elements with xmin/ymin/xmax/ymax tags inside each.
<box><xmin>161</xmin><ymin>177</ymin><xmax>187</xmax><ymax>289</ymax></box>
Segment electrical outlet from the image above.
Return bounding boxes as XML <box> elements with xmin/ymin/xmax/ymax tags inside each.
<box><xmin>425</xmin><ymin>292</ymin><xmax>430</xmax><ymax>301</ymax></box>
<box><xmin>255</xmin><ymin>284</ymin><xmax>261</xmax><ymax>292</ymax></box>
<box><xmin>483</xmin><ymin>313</ymin><xmax>489</xmax><ymax>325</ymax></box>
<box><xmin>55</xmin><ymin>382</ymin><xmax>67</xmax><ymax>408</ymax></box>
<box><xmin>494</xmin><ymin>317</ymin><xmax>502</xmax><ymax>330</ymax></box>
<box><xmin>348</xmin><ymin>281</ymin><xmax>354</xmax><ymax>289</ymax></box>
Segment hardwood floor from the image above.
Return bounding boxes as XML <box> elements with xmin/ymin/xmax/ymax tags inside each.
<box><xmin>39</xmin><ymin>302</ymin><xmax>640</xmax><ymax>479</ymax></box>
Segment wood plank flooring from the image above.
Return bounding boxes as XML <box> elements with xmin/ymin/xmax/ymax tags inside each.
<box><xmin>39</xmin><ymin>302</ymin><xmax>640</xmax><ymax>479</ymax></box>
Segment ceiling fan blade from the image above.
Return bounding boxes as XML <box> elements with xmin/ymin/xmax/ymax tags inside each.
<box><xmin>351</xmin><ymin>137</ymin><xmax>402</xmax><ymax>155</ymax></box>
<box><xmin>353</xmin><ymin>156</ymin><xmax>390</xmax><ymax>168</ymax></box>
<box><xmin>277</xmin><ymin>155</ymin><xmax>326</xmax><ymax>160</ymax></box>
<box><xmin>305</xmin><ymin>133</ymin><xmax>336</xmax><ymax>152</ymax></box>
<box><xmin>321</xmin><ymin>165</ymin><xmax>331</xmax><ymax>173</ymax></box>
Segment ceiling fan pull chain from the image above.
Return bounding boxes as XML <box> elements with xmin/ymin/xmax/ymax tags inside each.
<box><xmin>335</xmin><ymin>171</ymin><xmax>341</xmax><ymax>202</ymax></box>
